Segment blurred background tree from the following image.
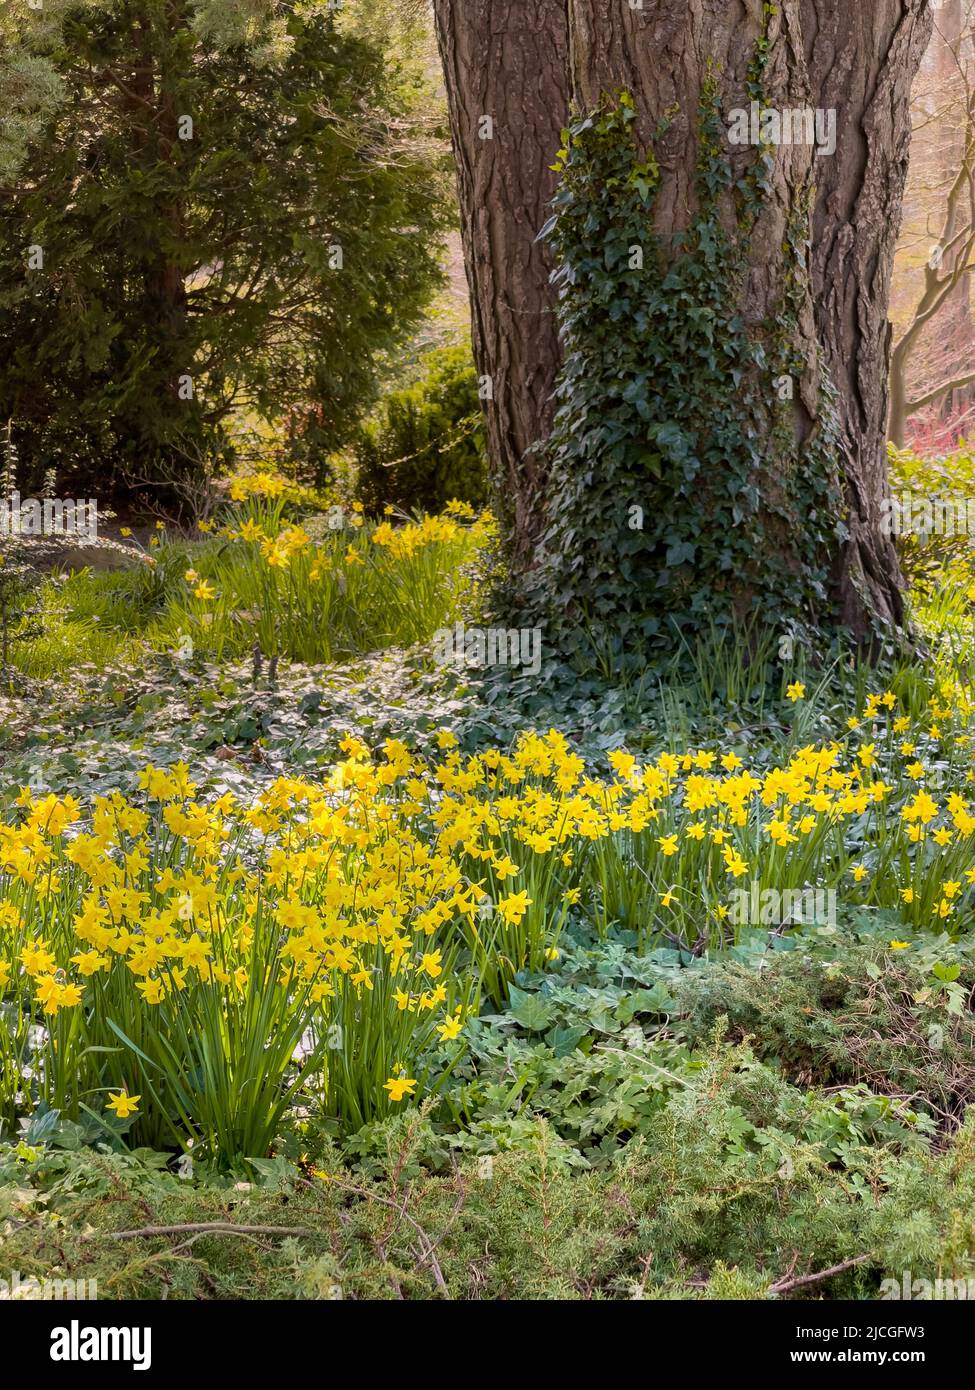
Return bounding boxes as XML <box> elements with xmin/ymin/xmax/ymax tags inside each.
<box><xmin>891</xmin><ymin>0</ymin><xmax>975</xmax><ymax>451</ymax></box>
<box><xmin>0</xmin><ymin>0</ymin><xmax>451</xmax><ymax>507</ymax></box>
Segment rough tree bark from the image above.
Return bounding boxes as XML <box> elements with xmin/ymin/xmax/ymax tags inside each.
<box><xmin>804</xmin><ymin>0</ymin><xmax>932</xmax><ymax>634</ymax></box>
<box><xmin>438</xmin><ymin>0</ymin><xmax>932</xmax><ymax>643</ymax></box>
<box><xmin>432</xmin><ymin>0</ymin><xmax>569</xmax><ymax>564</ymax></box>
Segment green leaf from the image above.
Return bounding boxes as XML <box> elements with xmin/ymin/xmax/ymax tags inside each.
<box><xmin>544</xmin><ymin>1025</ymin><xmax>588</xmax><ymax>1056</ymax></box>
<box><xmin>507</xmin><ymin>986</ymin><xmax>554</xmax><ymax>1032</ymax></box>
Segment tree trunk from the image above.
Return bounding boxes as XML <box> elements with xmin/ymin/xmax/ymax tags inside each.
<box><xmin>438</xmin><ymin>0</ymin><xmax>930</xmax><ymax>649</ymax></box>
<box><xmin>804</xmin><ymin>0</ymin><xmax>931</xmax><ymax>636</ymax></box>
<box><xmin>139</xmin><ymin>6</ymin><xmax>191</xmax><ymax>404</ymax></box>
<box><xmin>432</xmin><ymin>0</ymin><xmax>569</xmax><ymax>565</ymax></box>
<box><xmin>890</xmin><ymin>338</ymin><xmax>910</xmax><ymax>450</ymax></box>
<box><xmin>567</xmin><ymin>0</ymin><xmax>928</xmax><ymax>644</ymax></box>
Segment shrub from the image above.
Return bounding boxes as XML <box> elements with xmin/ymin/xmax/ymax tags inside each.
<box><xmin>887</xmin><ymin>442</ymin><xmax>975</xmax><ymax>599</ymax></box>
<box><xmin>675</xmin><ymin>938</ymin><xmax>975</xmax><ymax>1134</ymax></box>
<box><xmin>353</xmin><ymin>348</ymin><xmax>488</xmax><ymax>516</ymax></box>
<box><xmin>7</xmin><ymin>1068</ymin><xmax>975</xmax><ymax>1300</ymax></box>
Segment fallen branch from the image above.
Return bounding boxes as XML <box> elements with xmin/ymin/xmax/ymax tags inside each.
<box><xmin>770</xmin><ymin>1253</ymin><xmax>872</xmax><ymax>1295</ymax></box>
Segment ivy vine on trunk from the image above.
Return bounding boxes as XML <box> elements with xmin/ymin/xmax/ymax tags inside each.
<box><xmin>437</xmin><ymin>0</ymin><xmax>932</xmax><ymax>664</ymax></box>
<box><xmin>518</xmin><ymin>84</ymin><xmax>843</xmax><ymax>670</ymax></box>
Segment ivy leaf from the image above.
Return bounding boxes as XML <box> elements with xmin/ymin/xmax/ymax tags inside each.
<box><xmin>545</xmin><ymin>1025</ymin><xmax>588</xmax><ymax>1056</ymax></box>
<box><xmin>665</xmin><ymin>540</ymin><xmax>696</xmax><ymax>567</ymax></box>
<box><xmin>616</xmin><ymin>983</ymin><xmax>677</xmax><ymax>1023</ymax></box>
<box><xmin>507</xmin><ymin>985</ymin><xmax>554</xmax><ymax>1032</ymax></box>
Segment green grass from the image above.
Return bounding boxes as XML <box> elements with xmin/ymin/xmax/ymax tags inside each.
<box><xmin>8</xmin><ymin>504</ymin><xmax>490</xmax><ymax>677</ymax></box>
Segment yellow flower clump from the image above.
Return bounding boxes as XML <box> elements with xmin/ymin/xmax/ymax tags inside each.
<box><xmin>2</xmin><ymin>683</ymin><xmax>975</xmax><ymax>1149</ymax></box>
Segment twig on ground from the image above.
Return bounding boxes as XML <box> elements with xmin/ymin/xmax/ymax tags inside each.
<box><xmin>308</xmin><ymin>1175</ymin><xmax>450</xmax><ymax>1296</ymax></box>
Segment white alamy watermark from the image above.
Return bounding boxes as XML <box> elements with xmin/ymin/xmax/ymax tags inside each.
<box><xmin>0</xmin><ymin>1269</ymin><xmax>97</xmax><ymax>1300</ymax></box>
<box><xmin>50</xmin><ymin>1320</ymin><xmax>151</xmax><ymax>1371</ymax></box>
<box><xmin>881</xmin><ymin>1270</ymin><xmax>975</xmax><ymax>1300</ymax></box>
<box><xmin>0</xmin><ymin>493</ymin><xmax>98</xmax><ymax>540</ymax></box>
<box><xmin>880</xmin><ymin>492</ymin><xmax>975</xmax><ymax>538</ymax></box>
<box><xmin>729</xmin><ymin>881</ymin><xmax>837</xmax><ymax>928</ymax></box>
<box><xmin>433</xmin><ymin>621</ymin><xmax>543</xmax><ymax>676</ymax></box>
<box><xmin>727</xmin><ymin>102</ymin><xmax>837</xmax><ymax>157</ymax></box>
